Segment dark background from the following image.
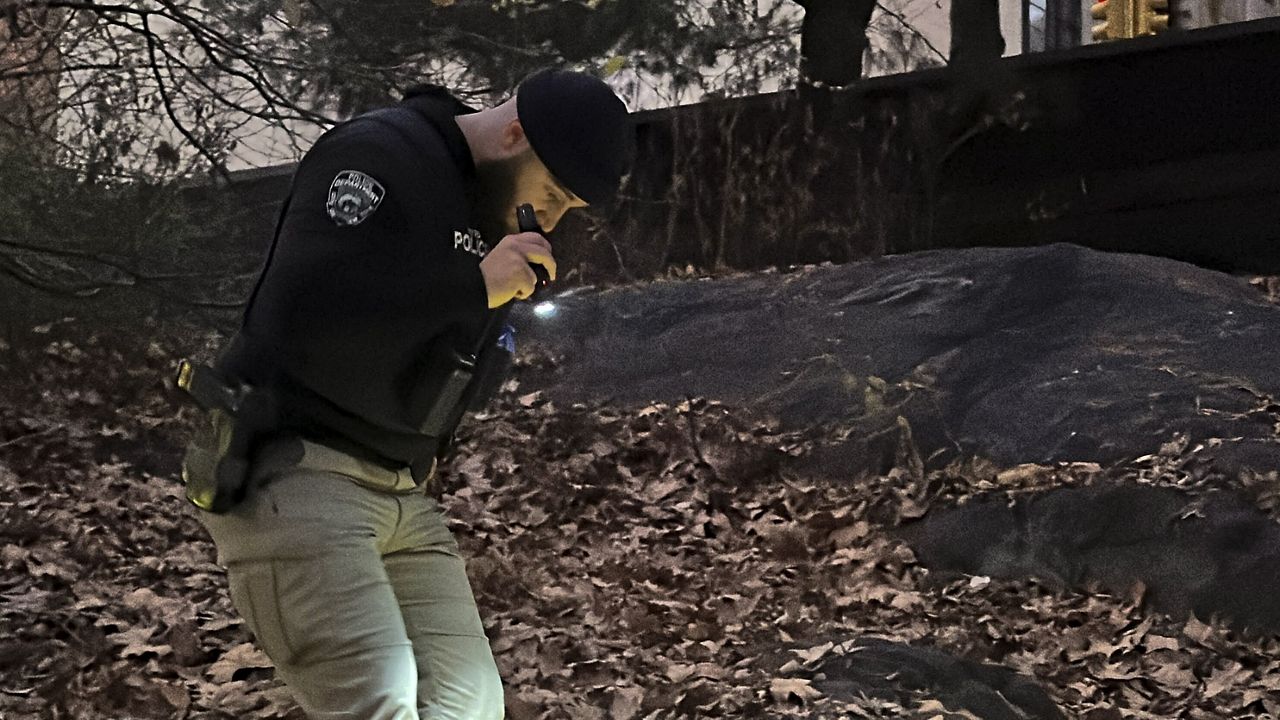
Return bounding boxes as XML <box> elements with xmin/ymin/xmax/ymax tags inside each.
<box><xmin>193</xmin><ymin>16</ymin><xmax>1280</xmax><ymax>287</ymax></box>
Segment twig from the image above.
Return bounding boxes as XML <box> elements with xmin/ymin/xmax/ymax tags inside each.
<box><xmin>874</xmin><ymin>1</ymin><xmax>948</xmax><ymax>62</ymax></box>
<box><xmin>681</xmin><ymin>395</ymin><xmax>717</xmax><ymax>478</ymax></box>
<box><xmin>0</xmin><ymin>424</ymin><xmax>65</xmax><ymax>450</ymax></box>
<box><xmin>142</xmin><ymin>14</ymin><xmax>231</xmax><ymax>183</ymax></box>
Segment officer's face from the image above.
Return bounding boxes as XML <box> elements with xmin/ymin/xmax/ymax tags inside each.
<box><xmin>474</xmin><ymin>116</ymin><xmax>589</xmax><ymax>237</ymax></box>
<box><xmin>508</xmin><ymin>149</ymin><xmax>587</xmax><ymax>233</ymax></box>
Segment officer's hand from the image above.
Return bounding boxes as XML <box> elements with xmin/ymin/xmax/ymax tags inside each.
<box><xmin>479</xmin><ymin>231</ymin><xmax>557</xmax><ymax>308</ymax></box>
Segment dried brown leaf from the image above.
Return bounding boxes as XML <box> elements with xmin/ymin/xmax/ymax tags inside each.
<box><xmin>769</xmin><ymin>677</ymin><xmax>823</xmax><ymax>704</ymax></box>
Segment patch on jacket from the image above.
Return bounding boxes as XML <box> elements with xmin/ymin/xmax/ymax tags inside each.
<box><xmin>326</xmin><ymin>170</ymin><xmax>385</xmax><ymax>227</ymax></box>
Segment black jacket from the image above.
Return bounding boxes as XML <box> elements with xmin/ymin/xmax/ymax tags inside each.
<box><xmin>219</xmin><ymin>87</ymin><xmax>499</xmax><ymax>466</ymax></box>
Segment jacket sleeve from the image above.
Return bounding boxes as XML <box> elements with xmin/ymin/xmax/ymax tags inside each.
<box><xmin>269</xmin><ymin>118</ymin><xmax>489</xmax><ymax>327</ymax></box>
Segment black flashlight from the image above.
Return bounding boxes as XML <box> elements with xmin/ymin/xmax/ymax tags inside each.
<box><xmin>517</xmin><ymin>203</ymin><xmax>551</xmax><ymax>291</ymax></box>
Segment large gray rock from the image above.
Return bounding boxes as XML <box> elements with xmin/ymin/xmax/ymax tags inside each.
<box><xmin>511</xmin><ymin>242</ymin><xmax>1280</xmax><ymax>636</ymax></box>
<box><xmin>808</xmin><ymin>637</ymin><xmax>1064</xmax><ymax>719</ymax></box>
<box><xmin>896</xmin><ymin>483</ymin><xmax>1280</xmax><ymax>635</ymax></box>
<box><xmin>512</xmin><ymin>242</ymin><xmax>1280</xmax><ymax>474</ymax></box>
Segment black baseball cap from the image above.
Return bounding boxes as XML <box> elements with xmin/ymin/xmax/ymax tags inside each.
<box><xmin>516</xmin><ymin>69</ymin><xmax>631</xmax><ymax>206</ymax></box>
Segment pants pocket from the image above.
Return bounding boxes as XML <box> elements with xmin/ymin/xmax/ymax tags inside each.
<box><xmin>226</xmin><ymin>560</ymin><xmax>297</xmax><ymax>667</ymax></box>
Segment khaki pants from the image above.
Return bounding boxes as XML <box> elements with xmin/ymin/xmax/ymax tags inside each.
<box><xmin>196</xmin><ymin>436</ymin><xmax>504</xmax><ymax>720</ymax></box>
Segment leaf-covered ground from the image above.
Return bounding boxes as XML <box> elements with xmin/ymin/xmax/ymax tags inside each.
<box><xmin>3</xmin><ymin>320</ymin><xmax>1280</xmax><ymax>719</ymax></box>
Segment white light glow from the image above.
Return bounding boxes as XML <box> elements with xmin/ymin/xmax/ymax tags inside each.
<box><xmin>533</xmin><ymin>301</ymin><xmax>558</xmax><ymax>319</ymax></box>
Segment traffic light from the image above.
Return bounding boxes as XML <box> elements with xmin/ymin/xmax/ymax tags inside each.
<box><xmin>1092</xmin><ymin>0</ymin><xmax>1170</xmax><ymax>41</ymax></box>
<box><xmin>1091</xmin><ymin>0</ymin><xmax>1123</xmax><ymax>41</ymax></box>
<box><xmin>1138</xmin><ymin>0</ymin><xmax>1170</xmax><ymax>35</ymax></box>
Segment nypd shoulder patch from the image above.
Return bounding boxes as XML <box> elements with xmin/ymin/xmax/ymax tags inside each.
<box><xmin>326</xmin><ymin>170</ymin><xmax>385</xmax><ymax>227</ymax></box>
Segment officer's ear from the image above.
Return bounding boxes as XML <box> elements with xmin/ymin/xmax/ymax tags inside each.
<box><xmin>499</xmin><ymin>118</ymin><xmax>532</xmax><ymax>158</ymax></box>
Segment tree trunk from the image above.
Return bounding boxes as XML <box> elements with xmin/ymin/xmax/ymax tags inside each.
<box><xmin>796</xmin><ymin>0</ymin><xmax>878</xmax><ymax>89</ymax></box>
<box><xmin>950</xmin><ymin>0</ymin><xmax>1005</xmax><ymax>66</ymax></box>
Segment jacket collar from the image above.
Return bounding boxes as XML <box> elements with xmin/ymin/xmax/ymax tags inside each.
<box><xmin>399</xmin><ymin>85</ymin><xmax>479</xmax><ymax>189</ymax></box>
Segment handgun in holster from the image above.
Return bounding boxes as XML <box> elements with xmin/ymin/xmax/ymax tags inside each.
<box><xmin>174</xmin><ymin>359</ymin><xmax>279</xmax><ymax>513</ymax></box>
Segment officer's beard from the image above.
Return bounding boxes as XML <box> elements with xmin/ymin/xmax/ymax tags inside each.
<box><xmin>471</xmin><ymin>151</ymin><xmax>529</xmax><ymax>243</ymax></box>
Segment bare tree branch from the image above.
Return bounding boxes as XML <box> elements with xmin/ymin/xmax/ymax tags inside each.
<box><xmin>0</xmin><ymin>236</ymin><xmax>254</xmax><ymax>307</ymax></box>
<box><xmin>874</xmin><ymin>1</ymin><xmax>948</xmax><ymax>63</ymax></box>
<box><xmin>141</xmin><ymin>13</ymin><xmax>231</xmax><ymax>180</ymax></box>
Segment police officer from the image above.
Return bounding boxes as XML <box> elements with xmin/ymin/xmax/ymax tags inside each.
<box><xmin>192</xmin><ymin>70</ymin><xmax>630</xmax><ymax>719</ymax></box>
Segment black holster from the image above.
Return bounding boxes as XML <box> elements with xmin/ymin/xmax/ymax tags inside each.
<box><xmin>408</xmin><ymin>317</ymin><xmax>515</xmax><ymax>460</ymax></box>
<box><xmin>407</xmin><ymin>340</ymin><xmax>478</xmax><ymax>438</ymax></box>
<box><xmin>175</xmin><ymin>360</ymin><xmax>279</xmax><ymax>513</ymax></box>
